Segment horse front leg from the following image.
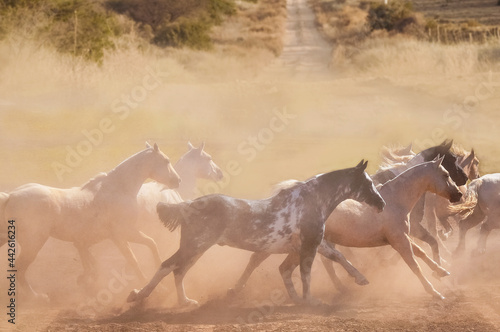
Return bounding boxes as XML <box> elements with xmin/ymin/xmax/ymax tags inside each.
<box><xmin>127</xmin><ymin>230</ymin><xmax>162</xmax><ymax>266</ymax></box>
<box><xmin>390</xmin><ymin>233</ymin><xmax>444</xmax><ymax>300</ymax></box>
<box><xmin>410</xmin><ymin>219</ymin><xmax>442</xmax><ymax>266</ymax></box>
<box><xmin>298</xmin><ymin>225</ymin><xmax>324</xmax><ymax>305</ymax></box>
<box><xmin>75</xmin><ymin>243</ymin><xmax>99</xmax><ymax>286</ymax></box>
<box><xmin>112</xmin><ymin>238</ymin><xmax>146</xmax><ymax>282</ymax></box>
<box><xmin>279</xmin><ymin>253</ymin><xmax>301</xmax><ymax>303</ymax></box>
<box><xmin>229</xmin><ymin>251</ymin><xmax>271</xmax><ymax>295</ymax></box>
<box><xmin>409</xmin><ymin>239</ymin><xmax>449</xmax><ymax>279</ymax></box>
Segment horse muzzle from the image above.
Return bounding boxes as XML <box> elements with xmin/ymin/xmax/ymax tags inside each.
<box><xmin>449</xmin><ymin>191</ymin><xmax>462</xmax><ymax>203</ymax></box>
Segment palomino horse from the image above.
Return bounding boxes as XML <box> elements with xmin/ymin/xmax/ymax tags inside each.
<box><xmin>420</xmin><ymin>148</ymin><xmax>479</xmax><ymax>256</ymax></box>
<box><xmin>372</xmin><ymin>140</ymin><xmax>468</xmax><ymax>266</ymax></box>
<box><xmin>453</xmin><ymin>173</ymin><xmax>500</xmax><ymax>256</ymax></box>
<box><xmin>137</xmin><ymin>142</ymin><xmax>223</xmax><ymax>224</ymax></box>
<box><xmin>0</xmin><ymin>143</ymin><xmax>180</xmax><ymax>299</ymax></box>
<box><xmin>127</xmin><ymin>161</ymin><xmax>386</xmax><ymax>306</ymax></box>
<box><xmin>230</xmin><ymin>157</ymin><xmax>462</xmax><ymax>300</ymax></box>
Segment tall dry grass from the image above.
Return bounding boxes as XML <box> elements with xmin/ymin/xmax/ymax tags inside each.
<box><xmin>310</xmin><ymin>0</ymin><xmax>500</xmax><ymax>78</ymax></box>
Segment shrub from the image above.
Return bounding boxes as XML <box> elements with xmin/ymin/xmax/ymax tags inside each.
<box><xmin>153</xmin><ymin>19</ymin><xmax>212</xmax><ymax>50</ymax></box>
<box><xmin>367</xmin><ymin>0</ymin><xmax>415</xmax><ymax>32</ymax></box>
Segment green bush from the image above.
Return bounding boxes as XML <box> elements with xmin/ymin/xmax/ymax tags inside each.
<box><xmin>1</xmin><ymin>0</ymin><xmax>121</xmax><ymax>63</ymax></box>
<box><xmin>153</xmin><ymin>19</ymin><xmax>212</xmax><ymax>50</ymax></box>
<box><xmin>367</xmin><ymin>0</ymin><xmax>415</xmax><ymax>32</ymax></box>
<box><xmin>208</xmin><ymin>0</ymin><xmax>236</xmax><ymax>24</ymax></box>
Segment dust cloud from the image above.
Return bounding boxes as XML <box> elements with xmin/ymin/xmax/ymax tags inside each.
<box><xmin>1</xmin><ymin>0</ymin><xmax>500</xmax><ymax>330</ymax></box>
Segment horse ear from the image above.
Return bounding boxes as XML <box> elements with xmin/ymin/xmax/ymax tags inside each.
<box><xmin>153</xmin><ymin>143</ymin><xmax>159</xmax><ymax>152</ymax></box>
<box><xmin>146</xmin><ymin>142</ymin><xmax>152</xmax><ymax>149</ymax></box>
<box><xmin>403</xmin><ymin>143</ymin><xmax>413</xmax><ymax>155</ymax></box>
<box><xmin>362</xmin><ymin>160</ymin><xmax>368</xmax><ymax>170</ymax></box>
<box><xmin>355</xmin><ymin>159</ymin><xmax>364</xmax><ymax>169</ymax></box>
<box><xmin>470</xmin><ymin>149</ymin><xmax>475</xmax><ymax>159</ymax></box>
<box><xmin>434</xmin><ymin>155</ymin><xmax>445</xmax><ymax>168</ymax></box>
<box><xmin>187</xmin><ymin>141</ymin><xmax>194</xmax><ymax>150</ymax></box>
<box><xmin>441</xmin><ymin>139</ymin><xmax>453</xmax><ymax>151</ymax></box>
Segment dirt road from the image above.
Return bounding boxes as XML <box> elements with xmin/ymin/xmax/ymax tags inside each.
<box><xmin>263</xmin><ymin>0</ymin><xmax>332</xmax><ymax>79</ymax></box>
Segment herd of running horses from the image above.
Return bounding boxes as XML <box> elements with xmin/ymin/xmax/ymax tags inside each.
<box><xmin>1</xmin><ymin>139</ymin><xmax>498</xmax><ymax>308</ymax></box>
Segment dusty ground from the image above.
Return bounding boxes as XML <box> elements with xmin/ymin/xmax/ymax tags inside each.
<box><xmin>1</xmin><ymin>0</ymin><xmax>500</xmax><ymax>331</ymax></box>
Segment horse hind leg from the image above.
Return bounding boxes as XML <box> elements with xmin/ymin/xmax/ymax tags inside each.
<box><xmin>229</xmin><ymin>251</ymin><xmax>271</xmax><ymax>295</ymax></box>
<box><xmin>127</xmin><ymin>251</ymin><xmax>179</xmax><ymax>303</ymax></box>
<box><xmin>16</xmin><ymin>234</ymin><xmax>50</xmax><ymax>301</ymax></box>
<box><xmin>473</xmin><ymin>218</ymin><xmax>498</xmax><ymax>255</ymax></box>
<box><xmin>318</xmin><ymin>240</ymin><xmax>369</xmax><ymax>290</ymax></box>
<box><xmin>454</xmin><ymin>205</ymin><xmax>486</xmax><ymax>257</ymax></box>
<box><xmin>128</xmin><ymin>231</ymin><xmax>217</xmax><ymax>304</ymax></box>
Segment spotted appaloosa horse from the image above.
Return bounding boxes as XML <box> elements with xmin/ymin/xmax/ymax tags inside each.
<box><xmin>127</xmin><ymin>160</ymin><xmax>386</xmax><ymax>306</ymax></box>
<box><xmin>231</xmin><ymin>157</ymin><xmax>463</xmax><ymax>300</ymax></box>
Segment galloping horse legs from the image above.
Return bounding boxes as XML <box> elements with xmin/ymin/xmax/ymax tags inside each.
<box><xmin>409</xmin><ymin>239</ymin><xmax>449</xmax><ymax>278</ymax></box>
<box><xmin>454</xmin><ymin>206</ymin><xmax>485</xmax><ymax>256</ymax></box>
<box><xmin>231</xmin><ymin>251</ymin><xmax>271</xmax><ymax>294</ymax></box>
<box><xmin>474</xmin><ymin>218</ymin><xmax>498</xmax><ymax>255</ymax></box>
<box><xmin>318</xmin><ymin>240</ymin><xmax>369</xmax><ymax>289</ymax></box>
<box><xmin>390</xmin><ymin>232</ymin><xmax>444</xmax><ymax>299</ymax></box>
<box><xmin>112</xmin><ymin>238</ymin><xmax>146</xmax><ymax>282</ymax></box>
<box><xmin>17</xmin><ymin>234</ymin><xmax>49</xmax><ymax>300</ymax></box>
<box><xmin>410</xmin><ymin>220</ymin><xmax>442</xmax><ymax>266</ymax></box>
<box><xmin>75</xmin><ymin>242</ymin><xmax>98</xmax><ymax>286</ymax></box>
<box><xmin>127</xmin><ymin>230</ymin><xmax>162</xmax><ymax>266</ymax></box>
<box><xmin>279</xmin><ymin>253</ymin><xmax>301</xmax><ymax>303</ymax></box>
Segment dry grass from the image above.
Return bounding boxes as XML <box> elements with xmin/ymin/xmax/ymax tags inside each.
<box><xmin>211</xmin><ymin>0</ymin><xmax>287</xmax><ymax>56</ymax></box>
<box><xmin>309</xmin><ymin>0</ymin><xmax>500</xmax><ymax>77</ymax></box>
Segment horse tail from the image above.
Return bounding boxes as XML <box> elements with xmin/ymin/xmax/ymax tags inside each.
<box><xmin>0</xmin><ymin>192</ymin><xmax>10</xmax><ymax>247</ymax></box>
<box><xmin>156</xmin><ymin>201</ymin><xmax>191</xmax><ymax>232</ymax></box>
<box><xmin>449</xmin><ymin>179</ymin><xmax>481</xmax><ymax>218</ymax></box>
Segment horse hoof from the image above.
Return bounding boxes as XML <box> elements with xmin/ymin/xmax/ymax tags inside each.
<box><xmin>180</xmin><ymin>298</ymin><xmax>199</xmax><ymax>308</ymax></box>
<box><xmin>227</xmin><ymin>288</ymin><xmax>239</xmax><ymax>297</ymax></box>
<box><xmin>306</xmin><ymin>297</ymin><xmax>324</xmax><ymax>306</ymax></box>
<box><xmin>355</xmin><ymin>277</ymin><xmax>369</xmax><ymax>286</ymax></box>
<box><xmin>127</xmin><ymin>289</ymin><xmax>140</xmax><ymax>303</ymax></box>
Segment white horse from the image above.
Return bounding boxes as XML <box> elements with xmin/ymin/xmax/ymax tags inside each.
<box><xmin>137</xmin><ymin>142</ymin><xmax>223</xmax><ymax>227</ymax></box>
<box><xmin>453</xmin><ymin>173</ymin><xmax>500</xmax><ymax>256</ymax></box>
<box><xmin>0</xmin><ymin>143</ymin><xmax>180</xmax><ymax>300</ymax></box>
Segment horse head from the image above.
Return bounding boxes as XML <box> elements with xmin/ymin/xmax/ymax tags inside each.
<box><xmin>460</xmin><ymin>149</ymin><xmax>480</xmax><ymax>180</ymax></box>
<box><xmin>185</xmin><ymin>142</ymin><xmax>223</xmax><ymax>181</ymax></box>
<box><xmin>351</xmin><ymin>160</ymin><xmax>386</xmax><ymax>212</ymax></box>
<box><xmin>427</xmin><ymin>156</ymin><xmax>463</xmax><ymax>203</ymax></box>
<box><xmin>146</xmin><ymin>142</ymin><xmax>181</xmax><ymax>189</ymax></box>
<box><xmin>422</xmin><ymin>140</ymin><xmax>468</xmax><ymax>186</ymax></box>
